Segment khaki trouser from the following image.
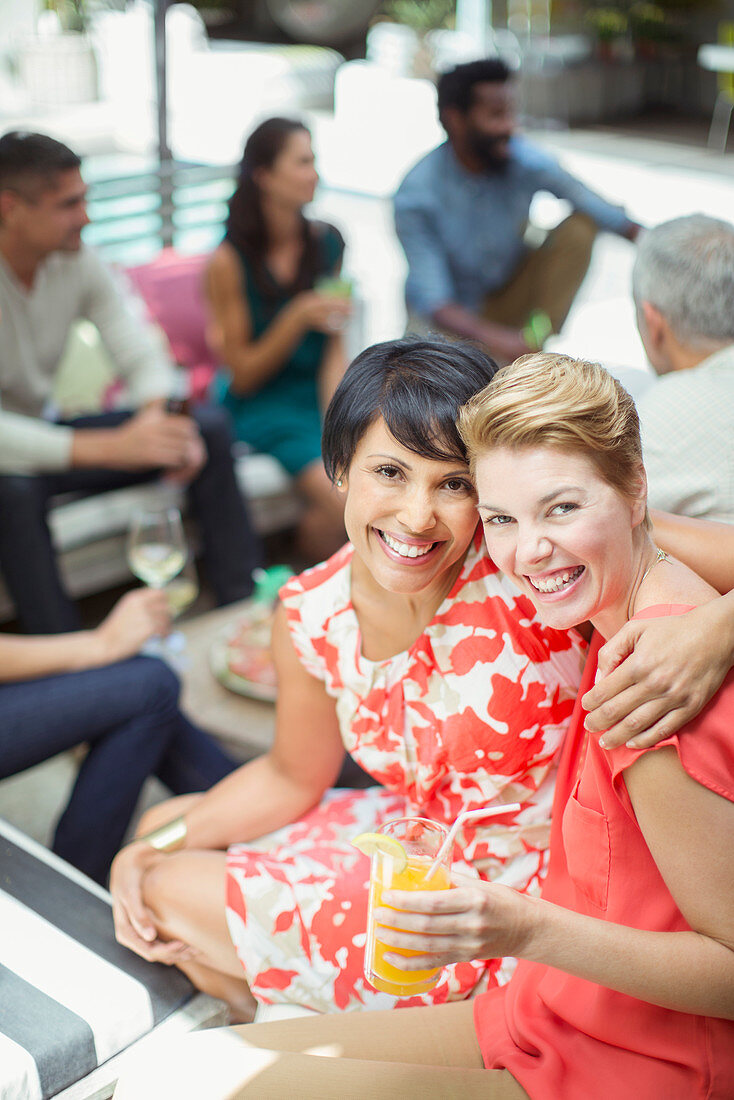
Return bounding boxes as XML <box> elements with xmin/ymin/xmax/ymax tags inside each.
<box><xmin>113</xmin><ymin>1002</ymin><xmax>530</xmax><ymax>1099</ymax></box>
<box><xmin>406</xmin><ymin>211</ymin><xmax>597</xmax><ymax>342</ymax></box>
<box><xmin>481</xmin><ymin>211</ymin><xmax>597</xmax><ymax>333</ymax></box>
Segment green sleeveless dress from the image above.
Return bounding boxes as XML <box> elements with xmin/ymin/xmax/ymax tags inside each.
<box><xmin>214</xmin><ymin>221</ymin><xmax>345</xmax><ymax>476</ymax></box>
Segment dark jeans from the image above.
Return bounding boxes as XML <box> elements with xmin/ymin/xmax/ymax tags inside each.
<box><xmin>0</xmin><ymin>405</ymin><xmax>263</xmax><ymax>633</ymax></box>
<box><xmin>0</xmin><ymin>655</ymin><xmax>237</xmax><ymax>884</ymax></box>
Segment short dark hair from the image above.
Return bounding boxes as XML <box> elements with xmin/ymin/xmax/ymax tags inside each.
<box><xmin>0</xmin><ymin>131</ymin><xmax>81</xmax><ymax>200</ymax></box>
<box><xmin>437</xmin><ymin>59</ymin><xmax>512</xmax><ymax>119</ymax></box>
<box><xmin>322</xmin><ymin>336</ymin><xmax>499</xmax><ymax>482</ymax></box>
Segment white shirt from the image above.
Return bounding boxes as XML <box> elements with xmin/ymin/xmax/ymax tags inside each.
<box><xmin>0</xmin><ymin>247</ymin><xmax>176</xmax><ymax>474</ymax></box>
<box><xmin>638</xmin><ymin>344</ymin><xmax>734</xmax><ymax>523</ymax></box>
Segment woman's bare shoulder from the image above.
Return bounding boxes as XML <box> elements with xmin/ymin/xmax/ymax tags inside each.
<box><xmin>643</xmin><ymin>555</ymin><xmax>718</xmax><ymax>612</ymax></box>
<box><xmin>205</xmin><ymin>242</ymin><xmax>246</xmax><ymax>301</ymax></box>
<box><xmin>207</xmin><ymin>241</ymin><xmax>242</xmax><ymax>279</ymax></box>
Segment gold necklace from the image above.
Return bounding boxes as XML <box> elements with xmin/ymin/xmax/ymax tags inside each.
<box><xmin>625</xmin><ymin>546</ymin><xmax>671</xmax><ymax>622</ymax></box>
<box><xmin>640</xmin><ymin>546</ymin><xmax>670</xmax><ymax>585</ymax></box>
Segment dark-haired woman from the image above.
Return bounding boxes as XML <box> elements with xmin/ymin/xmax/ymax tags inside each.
<box><xmin>108</xmin><ymin>338</ymin><xmax>715</xmax><ymax>1024</ymax></box>
<box><xmin>205</xmin><ymin>117</ymin><xmax>350</xmax><ymax>561</ymax></box>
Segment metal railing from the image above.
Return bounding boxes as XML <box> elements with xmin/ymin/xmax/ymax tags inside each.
<box><xmin>85</xmin><ymin>159</ymin><xmax>238</xmax><ymax>264</ymax></box>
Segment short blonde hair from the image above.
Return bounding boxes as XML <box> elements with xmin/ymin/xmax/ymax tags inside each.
<box><xmin>458</xmin><ymin>353</ymin><xmax>648</xmax><ymax>513</ymax></box>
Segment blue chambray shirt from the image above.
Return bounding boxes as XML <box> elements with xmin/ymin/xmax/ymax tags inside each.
<box><xmin>394</xmin><ymin>138</ymin><xmax>632</xmax><ymax>317</ymax></box>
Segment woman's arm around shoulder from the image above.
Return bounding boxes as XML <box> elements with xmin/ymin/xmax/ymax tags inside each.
<box><xmin>584</xmin><ymin>592</ymin><xmax>734</xmax><ymax>749</ymax></box>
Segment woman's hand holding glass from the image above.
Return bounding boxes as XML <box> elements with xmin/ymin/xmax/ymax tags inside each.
<box><xmin>127</xmin><ymin>507</ymin><xmax>188</xmax><ymax>656</ymax></box>
<box><xmin>94</xmin><ymin>588</ymin><xmax>171</xmax><ymax>665</ymax></box>
<box><xmin>293</xmin><ymin>287</ymin><xmax>352</xmax><ymax>335</ymax></box>
<box><xmin>376</xmin><ymin>872</ymin><xmax>531</xmax><ymax>973</ymax></box>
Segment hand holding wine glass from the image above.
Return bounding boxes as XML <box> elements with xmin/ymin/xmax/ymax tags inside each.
<box><xmin>94</xmin><ymin>588</ymin><xmax>172</xmax><ymax>664</ymax></box>
<box><xmin>127</xmin><ymin>506</ymin><xmax>189</xmax><ymax>662</ymax></box>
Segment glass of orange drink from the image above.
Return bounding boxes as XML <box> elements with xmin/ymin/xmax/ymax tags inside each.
<box><xmin>362</xmin><ymin>817</ymin><xmax>451</xmax><ymax>996</ymax></box>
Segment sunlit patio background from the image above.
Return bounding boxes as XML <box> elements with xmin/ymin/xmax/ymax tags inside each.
<box><xmin>2</xmin><ymin>1</ymin><xmax>734</xmax><ymax>388</ymax></box>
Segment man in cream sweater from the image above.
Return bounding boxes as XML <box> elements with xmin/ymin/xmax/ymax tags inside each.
<box><xmin>0</xmin><ymin>131</ymin><xmax>260</xmax><ymax>632</ymax></box>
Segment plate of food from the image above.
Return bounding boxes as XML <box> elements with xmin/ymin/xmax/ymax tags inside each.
<box><xmin>209</xmin><ymin>603</ymin><xmax>278</xmax><ymax>702</ymax></box>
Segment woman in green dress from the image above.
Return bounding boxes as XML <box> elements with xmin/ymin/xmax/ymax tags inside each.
<box><xmin>206</xmin><ymin>118</ymin><xmax>351</xmax><ymax>562</ymax></box>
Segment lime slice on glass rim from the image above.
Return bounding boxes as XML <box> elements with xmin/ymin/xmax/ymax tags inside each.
<box><xmin>351</xmin><ymin>832</ymin><xmax>407</xmax><ymax>872</ymax></box>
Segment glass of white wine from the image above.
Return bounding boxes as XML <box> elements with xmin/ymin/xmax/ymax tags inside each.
<box><xmin>127</xmin><ymin>506</ymin><xmax>187</xmax><ymax>591</ymax></box>
<box><xmin>164</xmin><ymin>554</ymin><xmax>199</xmax><ymax>620</ymax></box>
<box><xmin>127</xmin><ymin>507</ymin><xmax>189</xmax><ymax>664</ymax></box>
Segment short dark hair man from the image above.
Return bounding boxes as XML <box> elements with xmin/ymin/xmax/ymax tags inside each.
<box><xmin>0</xmin><ymin>131</ymin><xmax>261</xmax><ymax>632</ymax></box>
<box><xmin>632</xmin><ymin>213</ymin><xmax>734</xmax><ymax>522</ymax></box>
<box><xmin>394</xmin><ymin>59</ymin><xmax>641</xmax><ymax>363</ymax></box>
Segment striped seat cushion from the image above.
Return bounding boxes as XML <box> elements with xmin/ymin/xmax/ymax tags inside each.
<box><xmin>0</xmin><ymin>819</ymin><xmax>195</xmax><ymax>1100</ymax></box>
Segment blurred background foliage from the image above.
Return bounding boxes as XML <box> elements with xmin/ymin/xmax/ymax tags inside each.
<box><xmin>375</xmin><ymin>0</ymin><xmax>456</xmax><ymax>32</ymax></box>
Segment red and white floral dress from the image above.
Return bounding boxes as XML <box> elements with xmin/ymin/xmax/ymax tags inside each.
<box><xmin>225</xmin><ymin>530</ymin><xmax>586</xmax><ymax>1013</ymax></box>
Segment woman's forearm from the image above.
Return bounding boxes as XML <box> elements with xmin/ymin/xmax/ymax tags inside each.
<box><xmin>652</xmin><ymin>509</ymin><xmax>734</xmax><ymax>594</ymax></box>
<box><xmin>159</xmin><ymin>752</ymin><xmax>330</xmax><ymax>852</ymax></box>
<box><xmin>223</xmin><ymin>302</ymin><xmax>307</xmax><ymax>395</ymax></box>
<box><xmin>524</xmin><ymin>897</ymin><xmax>734</xmax><ymax>1018</ymax></box>
<box><xmin>380</xmin><ymin>880</ymin><xmax>734</xmax><ymax>1019</ymax></box>
<box><xmin>0</xmin><ymin>589</ymin><xmax>169</xmax><ymax>681</ymax></box>
<box><xmin>0</xmin><ymin>631</ymin><xmax>101</xmax><ymax>681</ymax></box>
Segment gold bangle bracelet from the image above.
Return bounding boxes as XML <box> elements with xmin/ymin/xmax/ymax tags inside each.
<box><xmin>137</xmin><ymin>815</ymin><xmax>187</xmax><ymax>853</ymax></box>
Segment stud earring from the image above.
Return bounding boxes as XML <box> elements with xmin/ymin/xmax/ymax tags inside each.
<box><xmin>336</xmin><ymin>479</ymin><xmax>343</xmax><ymax>488</ymax></box>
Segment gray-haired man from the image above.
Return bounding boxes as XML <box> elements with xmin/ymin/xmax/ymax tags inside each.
<box><xmin>633</xmin><ymin>213</ymin><xmax>734</xmax><ymax>523</ymax></box>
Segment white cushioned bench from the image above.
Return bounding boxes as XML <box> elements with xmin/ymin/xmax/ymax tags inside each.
<box><xmin>0</xmin><ymin>818</ymin><xmax>226</xmax><ymax>1100</ymax></box>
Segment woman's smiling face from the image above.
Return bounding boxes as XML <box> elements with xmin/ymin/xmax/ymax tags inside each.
<box><xmin>474</xmin><ymin>445</ymin><xmax>647</xmax><ymax>635</ymax></box>
<box><xmin>341</xmin><ymin>416</ymin><xmax>479</xmax><ymax>596</ymax></box>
